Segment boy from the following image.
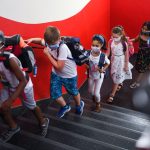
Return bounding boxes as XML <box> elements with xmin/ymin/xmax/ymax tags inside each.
<box><xmin>0</xmin><ymin>31</ymin><xmax>49</xmax><ymax>142</ymax></box>
<box><xmin>26</xmin><ymin>26</ymin><xmax>84</xmax><ymax>118</ymax></box>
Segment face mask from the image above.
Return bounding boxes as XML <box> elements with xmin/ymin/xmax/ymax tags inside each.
<box><xmin>46</xmin><ymin>42</ymin><xmax>60</xmax><ymax>50</ymax></box>
<box><xmin>91</xmin><ymin>46</ymin><xmax>100</xmax><ymax>53</ymax></box>
<box><xmin>113</xmin><ymin>37</ymin><xmax>121</xmax><ymax>42</ymax></box>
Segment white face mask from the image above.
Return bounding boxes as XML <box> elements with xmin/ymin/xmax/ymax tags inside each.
<box><xmin>91</xmin><ymin>46</ymin><xmax>100</xmax><ymax>53</ymax></box>
<box><xmin>113</xmin><ymin>37</ymin><xmax>121</xmax><ymax>42</ymax></box>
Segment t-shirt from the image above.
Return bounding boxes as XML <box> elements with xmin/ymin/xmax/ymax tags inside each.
<box><xmin>89</xmin><ymin>52</ymin><xmax>110</xmax><ymax>79</ymax></box>
<box><xmin>47</xmin><ymin>43</ymin><xmax>77</xmax><ymax>78</ymax></box>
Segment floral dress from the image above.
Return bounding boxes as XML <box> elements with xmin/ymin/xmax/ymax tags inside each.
<box><xmin>111</xmin><ymin>41</ymin><xmax>133</xmax><ymax>84</ymax></box>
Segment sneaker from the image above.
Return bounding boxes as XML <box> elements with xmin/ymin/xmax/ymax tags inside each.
<box><xmin>130</xmin><ymin>82</ymin><xmax>140</xmax><ymax>89</ymax></box>
<box><xmin>76</xmin><ymin>100</ymin><xmax>84</xmax><ymax>115</ymax></box>
<box><xmin>40</xmin><ymin>118</ymin><xmax>50</xmax><ymax>137</ymax></box>
<box><xmin>57</xmin><ymin>105</ymin><xmax>71</xmax><ymax>118</ymax></box>
<box><xmin>0</xmin><ymin>126</ymin><xmax>20</xmax><ymax>142</ymax></box>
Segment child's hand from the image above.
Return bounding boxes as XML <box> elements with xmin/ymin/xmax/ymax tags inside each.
<box><xmin>94</xmin><ymin>65</ymin><xmax>99</xmax><ymax>71</ymax></box>
<box><xmin>99</xmin><ymin>68</ymin><xmax>105</xmax><ymax>73</ymax></box>
<box><xmin>43</xmin><ymin>47</ymin><xmax>50</xmax><ymax>56</ymax></box>
<box><xmin>24</xmin><ymin>38</ymin><xmax>33</xmax><ymax>44</ymax></box>
<box><xmin>124</xmin><ymin>64</ymin><xmax>129</xmax><ymax>72</ymax></box>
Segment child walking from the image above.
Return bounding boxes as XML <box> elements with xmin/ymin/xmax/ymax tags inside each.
<box><xmin>0</xmin><ymin>31</ymin><xmax>49</xmax><ymax>142</ymax></box>
<box><xmin>107</xmin><ymin>27</ymin><xmax>133</xmax><ymax>103</ymax></box>
<box><xmin>130</xmin><ymin>21</ymin><xmax>150</xmax><ymax>88</ymax></box>
<box><xmin>87</xmin><ymin>34</ymin><xmax>110</xmax><ymax>112</ymax></box>
<box><xmin>26</xmin><ymin>26</ymin><xmax>84</xmax><ymax>118</ymax></box>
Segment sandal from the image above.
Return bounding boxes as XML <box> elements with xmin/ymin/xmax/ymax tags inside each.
<box><xmin>130</xmin><ymin>82</ymin><xmax>140</xmax><ymax>89</ymax></box>
<box><xmin>117</xmin><ymin>83</ymin><xmax>123</xmax><ymax>92</ymax></box>
<box><xmin>107</xmin><ymin>95</ymin><xmax>114</xmax><ymax>103</ymax></box>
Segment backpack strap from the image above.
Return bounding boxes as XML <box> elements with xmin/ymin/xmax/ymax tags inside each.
<box><xmin>0</xmin><ymin>51</ymin><xmax>11</xmax><ymax>69</ymax></box>
<box><xmin>98</xmin><ymin>52</ymin><xmax>105</xmax><ymax>69</ymax></box>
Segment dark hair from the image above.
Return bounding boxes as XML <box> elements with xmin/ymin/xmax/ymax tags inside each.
<box><xmin>92</xmin><ymin>34</ymin><xmax>107</xmax><ymax>50</ymax></box>
<box><xmin>112</xmin><ymin>26</ymin><xmax>127</xmax><ymax>42</ymax></box>
<box><xmin>0</xmin><ymin>31</ymin><xmax>5</xmax><ymax>44</ymax></box>
<box><xmin>44</xmin><ymin>26</ymin><xmax>60</xmax><ymax>44</ymax></box>
<box><xmin>142</xmin><ymin>21</ymin><xmax>150</xmax><ymax>30</ymax></box>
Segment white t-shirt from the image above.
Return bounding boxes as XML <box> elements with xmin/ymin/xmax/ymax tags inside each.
<box><xmin>89</xmin><ymin>52</ymin><xmax>110</xmax><ymax>79</ymax></box>
<box><xmin>47</xmin><ymin>43</ymin><xmax>77</xmax><ymax>78</ymax></box>
<box><xmin>0</xmin><ymin>53</ymin><xmax>32</xmax><ymax>90</ymax></box>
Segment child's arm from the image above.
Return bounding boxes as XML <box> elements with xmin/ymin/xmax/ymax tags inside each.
<box><xmin>1</xmin><ymin>58</ymin><xmax>27</xmax><ymax>110</ymax></box>
<box><xmin>124</xmin><ymin>43</ymin><xmax>129</xmax><ymax>72</ymax></box>
<box><xmin>130</xmin><ymin>35</ymin><xmax>140</xmax><ymax>43</ymax></box>
<box><xmin>25</xmin><ymin>38</ymin><xmax>45</xmax><ymax>46</ymax></box>
<box><xmin>43</xmin><ymin>47</ymin><xmax>65</xmax><ymax>71</ymax></box>
<box><xmin>106</xmin><ymin>40</ymin><xmax>111</xmax><ymax>57</ymax></box>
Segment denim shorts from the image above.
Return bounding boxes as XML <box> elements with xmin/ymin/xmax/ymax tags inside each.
<box><xmin>50</xmin><ymin>72</ymin><xmax>79</xmax><ymax>100</ymax></box>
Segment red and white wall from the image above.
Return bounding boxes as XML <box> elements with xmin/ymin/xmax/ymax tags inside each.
<box><xmin>0</xmin><ymin>0</ymin><xmax>150</xmax><ymax>106</ymax></box>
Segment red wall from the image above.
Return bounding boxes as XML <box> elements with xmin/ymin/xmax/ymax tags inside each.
<box><xmin>110</xmin><ymin>0</ymin><xmax>150</xmax><ymax>52</ymax></box>
<box><xmin>0</xmin><ymin>0</ymin><xmax>110</xmax><ymax>106</ymax></box>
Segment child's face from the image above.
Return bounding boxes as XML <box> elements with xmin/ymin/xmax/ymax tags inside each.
<box><xmin>112</xmin><ymin>33</ymin><xmax>122</xmax><ymax>42</ymax></box>
<box><xmin>92</xmin><ymin>40</ymin><xmax>102</xmax><ymax>48</ymax></box>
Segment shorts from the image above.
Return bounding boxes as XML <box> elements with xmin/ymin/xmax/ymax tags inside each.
<box><xmin>0</xmin><ymin>78</ymin><xmax>36</xmax><ymax>110</ymax></box>
<box><xmin>50</xmin><ymin>72</ymin><xmax>79</xmax><ymax>100</ymax></box>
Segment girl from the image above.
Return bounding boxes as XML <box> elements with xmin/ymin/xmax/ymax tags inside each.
<box><xmin>87</xmin><ymin>34</ymin><xmax>110</xmax><ymax>112</ymax></box>
<box><xmin>130</xmin><ymin>21</ymin><xmax>150</xmax><ymax>88</ymax></box>
<box><xmin>107</xmin><ymin>27</ymin><xmax>133</xmax><ymax>103</ymax></box>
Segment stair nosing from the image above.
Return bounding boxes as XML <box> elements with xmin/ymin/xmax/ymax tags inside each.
<box><xmin>48</xmin><ymin>106</ymin><xmax>142</xmax><ymax>135</ymax></box>
<box><xmin>18</xmin><ymin>117</ymin><xmax>128</xmax><ymax>150</ymax></box>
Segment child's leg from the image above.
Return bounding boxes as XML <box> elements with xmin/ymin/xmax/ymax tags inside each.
<box><xmin>88</xmin><ymin>78</ymin><xmax>95</xmax><ymax>96</ymax></box>
<box><xmin>107</xmin><ymin>83</ymin><xmax>118</xmax><ymax>103</ymax></box>
<box><xmin>94</xmin><ymin>75</ymin><xmax>104</xmax><ymax>103</ymax></box>
<box><xmin>63</xmin><ymin>76</ymin><xmax>84</xmax><ymax>115</ymax></box>
<box><xmin>0</xmin><ymin>87</ymin><xmax>20</xmax><ymax>142</ymax></box>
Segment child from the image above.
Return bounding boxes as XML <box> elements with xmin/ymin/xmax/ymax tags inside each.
<box><xmin>0</xmin><ymin>31</ymin><xmax>49</xmax><ymax>142</ymax></box>
<box><xmin>26</xmin><ymin>26</ymin><xmax>84</xmax><ymax>118</ymax></box>
<box><xmin>130</xmin><ymin>21</ymin><xmax>150</xmax><ymax>88</ymax></box>
<box><xmin>87</xmin><ymin>34</ymin><xmax>110</xmax><ymax>112</ymax></box>
<box><xmin>114</xmin><ymin>25</ymin><xmax>134</xmax><ymax>91</ymax></box>
<box><xmin>107</xmin><ymin>27</ymin><xmax>133</xmax><ymax>103</ymax></box>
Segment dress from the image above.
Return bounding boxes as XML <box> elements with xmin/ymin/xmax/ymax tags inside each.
<box><xmin>135</xmin><ymin>38</ymin><xmax>150</xmax><ymax>73</ymax></box>
<box><xmin>111</xmin><ymin>41</ymin><xmax>133</xmax><ymax>84</ymax></box>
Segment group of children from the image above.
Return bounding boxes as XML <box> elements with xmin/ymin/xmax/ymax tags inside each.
<box><xmin>0</xmin><ymin>21</ymin><xmax>150</xmax><ymax>143</ymax></box>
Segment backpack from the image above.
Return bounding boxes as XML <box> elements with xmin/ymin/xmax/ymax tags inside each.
<box><xmin>98</xmin><ymin>52</ymin><xmax>109</xmax><ymax>79</ymax></box>
<box><xmin>4</xmin><ymin>34</ymin><xmax>36</xmax><ymax>73</ymax></box>
<box><xmin>60</xmin><ymin>36</ymin><xmax>90</xmax><ymax>66</ymax></box>
<box><xmin>109</xmin><ymin>37</ymin><xmax>134</xmax><ymax>57</ymax></box>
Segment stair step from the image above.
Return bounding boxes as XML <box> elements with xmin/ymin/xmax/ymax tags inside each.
<box><xmin>17</xmin><ymin>117</ymin><xmax>127</xmax><ymax>150</ymax></box>
<box><xmin>47</xmin><ymin>107</ymin><xmax>141</xmax><ymax>139</ymax></box>
<box><xmin>49</xmin><ymin>102</ymin><xmax>148</xmax><ymax>132</ymax></box>
<box><xmin>0</xmin><ymin>142</ymin><xmax>26</xmax><ymax>150</ymax></box>
<box><xmin>81</xmin><ymin>97</ymin><xmax>150</xmax><ymax>121</ymax></box>
<box><xmin>0</xmin><ymin>122</ymin><xmax>79</xmax><ymax>150</ymax></box>
<box><xmin>20</xmin><ymin>111</ymin><xmax>137</xmax><ymax>150</ymax></box>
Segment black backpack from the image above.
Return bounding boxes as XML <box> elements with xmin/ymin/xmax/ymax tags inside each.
<box><xmin>60</xmin><ymin>36</ymin><xmax>90</xmax><ymax>66</ymax></box>
<box><xmin>4</xmin><ymin>35</ymin><xmax>36</xmax><ymax>73</ymax></box>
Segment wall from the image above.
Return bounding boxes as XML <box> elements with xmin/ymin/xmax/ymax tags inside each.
<box><xmin>0</xmin><ymin>0</ymin><xmax>110</xmax><ymax>106</ymax></box>
<box><xmin>110</xmin><ymin>0</ymin><xmax>150</xmax><ymax>52</ymax></box>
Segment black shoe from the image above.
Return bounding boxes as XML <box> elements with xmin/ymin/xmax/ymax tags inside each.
<box><xmin>40</xmin><ymin>118</ymin><xmax>49</xmax><ymax>137</ymax></box>
<box><xmin>0</xmin><ymin>126</ymin><xmax>20</xmax><ymax>142</ymax></box>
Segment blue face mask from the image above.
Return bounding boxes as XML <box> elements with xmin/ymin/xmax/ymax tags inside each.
<box><xmin>46</xmin><ymin>42</ymin><xmax>60</xmax><ymax>50</ymax></box>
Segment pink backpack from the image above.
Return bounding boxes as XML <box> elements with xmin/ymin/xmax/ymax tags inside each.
<box><xmin>109</xmin><ymin>37</ymin><xmax>134</xmax><ymax>57</ymax></box>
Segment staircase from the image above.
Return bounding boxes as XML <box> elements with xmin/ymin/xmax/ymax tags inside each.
<box><xmin>0</xmin><ymin>95</ymin><xmax>150</xmax><ymax>150</ymax></box>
